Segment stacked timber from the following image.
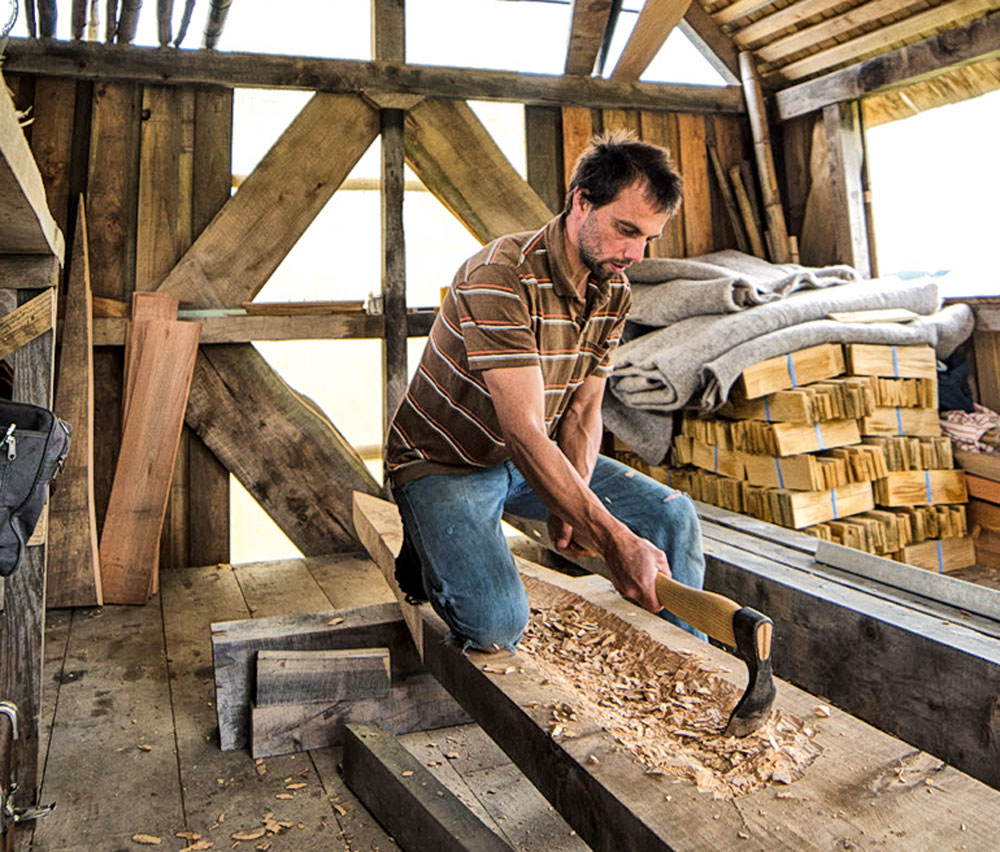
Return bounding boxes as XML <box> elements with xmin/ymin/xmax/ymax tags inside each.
<box><xmin>617</xmin><ymin>342</ymin><xmax>973</xmax><ymax>573</ymax></box>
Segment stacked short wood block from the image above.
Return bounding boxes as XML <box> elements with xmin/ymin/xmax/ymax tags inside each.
<box><xmin>618</xmin><ymin>343</ymin><xmax>974</xmax><ymax>572</ymax></box>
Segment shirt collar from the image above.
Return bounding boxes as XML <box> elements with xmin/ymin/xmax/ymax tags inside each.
<box><xmin>542</xmin><ymin>215</ymin><xmax>616</xmax><ymax>307</ymax></box>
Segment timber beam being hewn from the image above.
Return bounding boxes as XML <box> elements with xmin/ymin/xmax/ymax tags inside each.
<box><xmin>1</xmin><ymin>38</ymin><xmax>745</xmax><ymax>114</ymax></box>
<box><xmin>776</xmin><ymin>8</ymin><xmax>1000</xmax><ymax>120</ymax></box>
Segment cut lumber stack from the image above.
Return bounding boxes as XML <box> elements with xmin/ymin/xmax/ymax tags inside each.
<box><xmin>620</xmin><ymin>343</ymin><xmax>973</xmax><ymax>571</ymax></box>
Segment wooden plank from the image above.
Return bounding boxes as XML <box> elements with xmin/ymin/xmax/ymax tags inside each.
<box><xmin>898</xmin><ymin>536</ymin><xmax>977</xmax><ymax>573</ymax></box>
<box><xmin>873</xmin><ymin>469</ymin><xmax>968</xmax><ymax>507</ymax></box>
<box><xmin>675</xmin><ymin>112</ymin><xmax>713</xmax><ymax>256</ymax></box>
<box><xmin>728</xmin><ymin>162</ymin><xmax>766</xmax><ymax>257</ymax></box>
<box><xmin>250</xmin><ymin>674</ymin><xmax>470</xmax><ymax>758</ymax></box>
<box><xmin>29</xmin><ymin>77</ymin><xmax>78</xmax><ymax>239</ymax></box>
<box><xmin>565</xmin><ymin>0</ymin><xmax>615</xmax><ymax>76</ymax></box>
<box><xmin>967</xmin><ymin>473</ymin><xmax>1000</xmax><ymax>503</ymax></box>
<box><xmin>342</xmin><ymin>724</ymin><xmax>512</xmax><ymax>852</ymax></box>
<box><xmin>255</xmin><ymin>647</ymin><xmax>390</xmax><ymax>706</ymax></box>
<box><xmin>184</xmin><ymin>343</ymin><xmax>381</xmax><ymax>555</ymax></box>
<box><xmin>638</xmin><ymin>110</ymin><xmax>684</xmax><ymax>258</ymax></box>
<box><xmin>0</xmin><ymin>75</ymin><xmax>64</xmax><ymax>259</ymax></box>
<box><xmin>705</xmin><ymin>116</ymin><xmax>748</xmax><ymax>253</ymax></box>
<box><xmin>157</xmin><ymin>93</ymin><xmax>378</xmax><ymax>307</ymax></box>
<box><xmin>211</xmin><ymin>600</ymin><xmax>424</xmax><ymax>751</ymax></box>
<box><xmin>355</xmin><ymin>493</ymin><xmax>1000</xmax><ymax>844</ymax></box>
<box><xmin>304</xmin><ymin>551</ymin><xmax>397</xmax><ymax>610</ymax></box>
<box><xmin>612</xmin><ymin>0</ymin><xmax>694</xmax><ymax>80</ymax></box>
<box><xmin>845</xmin><ymin>343</ymin><xmax>937</xmax><ymax>379</ymax></box>
<box><xmin>859</xmin><ymin>406</ymin><xmax>942</xmax><ymax>437</ymax></box>
<box><xmin>772</xmin><ymin>0</ymin><xmax>996</xmax><ymax>84</ymax></box>
<box><xmin>404</xmin><ymin>98</ymin><xmax>551</xmax><ymax>245</ymax></box>
<box><xmin>524</xmin><ymin>106</ymin><xmax>564</xmax><ymax>216</ymax></box>
<box><xmin>0</xmin><ymin>289</ymin><xmax>55</xmax><ymax>810</ymax></box>
<box><xmin>0</xmin><ymin>288</ymin><xmax>56</xmax><ymax>361</ymax></box>
<box><xmin>0</xmin><ymin>255</ymin><xmax>61</xmax><ymax>289</ymax></box>
<box><xmin>560</xmin><ymin>106</ymin><xmax>593</xmax><ymax>192</ymax></box>
<box><xmin>123</xmin><ymin>291</ymin><xmax>179</xmax><ymax>419</ymax></box>
<box><xmin>822</xmin><ymin>101</ymin><xmax>870</xmax><ymax>276</ymax></box>
<box><xmin>739</xmin><ymin>342</ymin><xmax>845</xmax><ymax>398</ymax></box>
<box><xmin>2</xmin><ymin>39</ymin><xmax>747</xmax><ymax>114</ymax></box>
<box><xmin>776</xmin><ymin>8</ymin><xmax>1000</xmax><ymax>120</ymax></box>
<box><xmin>47</xmin><ymin>203</ymin><xmax>101</xmax><ymax>609</ymax></box>
<box><xmin>99</xmin><ymin>320</ymin><xmax>200</xmax><ymax>604</ymax></box>
<box><xmin>30</xmin><ymin>586</ymin><xmax>184</xmax><ymax>849</ymax></box>
<box><xmin>956</xmin><ymin>448</ymin><xmax>1000</xmax><ymax>481</ymax></box>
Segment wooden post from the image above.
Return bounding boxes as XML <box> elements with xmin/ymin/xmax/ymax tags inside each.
<box><xmin>374</xmin><ymin>0</ymin><xmax>408</xmax><ymax>439</ymax></box>
<box><xmin>0</xmin><ymin>289</ymin><xmax>56</xmax><ymax>808</ymax></box>
<box><xmin>524</xmin><ymin>106</ymin><xmax>564</xmax><ymax>216</ymax></box>
<box><xmin>822</xmin><ymin>100</ymin><xmax>871</xmax><ymax>277</ymax></box>
<box><xmin>738</xmin><ymin>52</ymin><xmax>791</xmax><ymax>263</ymax></box>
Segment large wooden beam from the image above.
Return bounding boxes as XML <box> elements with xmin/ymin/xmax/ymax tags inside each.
<box><xmin>155</xmin><ymin>93</ymin><xmax>378</xmax><ymax>307</ymax></box>
<box><xmin>776</xmin><ymin>8</ymin><xmax>1000</xmax><ymax>120</ymax></box>
<box><xmin>0</xmin><ymin>74</ymin><xmax>65</xmax><ymax>260</ymax></box>
<box><xmin>822</xmin><ymin>101</ymin><xmax>871</xmax><ymax>276</ymax></box>
<box><xmin>612</xmin><ymin>0</ymin><xmax>693</xmax><ymax>80</ymax></box>
<box><xmin>564</xmin><ymin>0</ymin><xmax>615</xmax><ymax>77</ymax></box>
<box><xmin>404</xmin><ymin>98</ymin><xmax>552</xmax><ymax>244</ymax></box>
<box><xmin>679</xmin><ymin>2</ymin><xmax>740</xmax><ymax>83</ymax></box>
<box><xmin>1</xmin><ymin>38</ymin><xmax>745</xmax><ymax>114</ymax></box>
<box><xmin>355</xmin><ymin>493</ymin><xmax>1000</xmax><ymax>850</ymax></box>
<box><xmin>184</xmin><ymin>343</ymin><xmax>383</xmax><ymax>558</ymax></box>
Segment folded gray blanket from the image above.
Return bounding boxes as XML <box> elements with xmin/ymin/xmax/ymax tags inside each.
<box><xmin>627</xmin><ymin>250</ymin><xmax>861</xmax><ymax>326</ymax></box>
<box><xmin>605</xmin><ymin>298</ymin><xmax>974</xmax><ymax>465</ymax></box>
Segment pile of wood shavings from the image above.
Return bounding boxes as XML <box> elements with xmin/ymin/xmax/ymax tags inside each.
<box><xmin>518</xmin><ymin>600</ymin><xmax>821</xmax><ymax>799</ymax></box>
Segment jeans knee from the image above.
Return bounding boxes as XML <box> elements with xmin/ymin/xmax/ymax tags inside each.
<box><xmin>438</xmin><ymin>583</ymin><xmax>530</xmax><ymax>651</ymax></box>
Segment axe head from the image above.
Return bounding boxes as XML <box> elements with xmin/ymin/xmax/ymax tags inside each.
<box><xmin>724</xmin><ymin>607</ymin><xmax>776</xmax><ymax>738</ymax></box>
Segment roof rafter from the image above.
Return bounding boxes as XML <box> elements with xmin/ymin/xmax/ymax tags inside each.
<box><xmin>564</xmin><ymin>0</ymin><xmax>616</xmax><ymax>76</ymax></box>
<box><xmin>611</xmin><ymin>0</ymin><xmax>694</xmax><ymax>80</ymax></box>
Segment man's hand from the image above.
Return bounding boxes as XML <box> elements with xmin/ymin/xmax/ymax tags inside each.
<box><xmin>603</xmin><ymin>533</ymin><xmax>671</xmax><ymax>614</ymax></box>
<box><xmin>547</xmin><ymin>514</ymin><xmax>597</xmax><ymax>558</ymax></box>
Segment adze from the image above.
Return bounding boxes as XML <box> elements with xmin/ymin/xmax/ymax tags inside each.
<box><xmin>653</xmin><ymin>574</ymin><xmax>775</xmax><ymax>737</ymax></box>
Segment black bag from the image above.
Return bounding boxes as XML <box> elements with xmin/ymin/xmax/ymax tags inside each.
<box><xmin>0</xmin><ymin>402</ymin><xmax>71</xmax><ymax>578</ymax></box>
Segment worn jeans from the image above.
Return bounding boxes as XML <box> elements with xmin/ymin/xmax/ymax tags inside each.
<box><xmin>394</xmin><ymin>455</ymin><xmax>707</xmax><ymax>649</ymax></box>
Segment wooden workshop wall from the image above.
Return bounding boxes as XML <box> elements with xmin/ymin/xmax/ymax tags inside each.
<box><xmin>5</xmin><ymin>71</ymin><xmax>232</xmax><ymax>571</ymax></box>
<box><xmin>527</xmin><ymin>106</ymin><xmax>753</xmax><ymax>257</ymax></box>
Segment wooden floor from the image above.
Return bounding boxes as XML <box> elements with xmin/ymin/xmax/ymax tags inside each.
<box><xmin>24</xmin><ymin>556</ymin><xmax>587</xmax><ymax>852</ymax></box>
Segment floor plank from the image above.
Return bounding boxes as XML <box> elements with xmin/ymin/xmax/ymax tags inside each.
<box><xmin>32</xmin><ymin>602</ymin><xmax>183</xmax><ymax>851</ymax></box>
<box><xmin>305</xmin><ymin>553</ymin><xmax>396</xmax><ymax>610</ymax></box>
<box><xmin>233</xmin><ymin>558</ymin><xmax>332</xmax><ymax>616</ymax></box>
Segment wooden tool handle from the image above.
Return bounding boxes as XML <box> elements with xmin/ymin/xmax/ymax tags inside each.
<box><xmin>655</xmin><ymin>574</ymin><xmax>740</xmax><ymax>647</ymax></box>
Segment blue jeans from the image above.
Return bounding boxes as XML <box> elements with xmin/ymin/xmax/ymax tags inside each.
<box><xmin>394</xmin><ymin>455</ymin><xmax>707</xmax><ymax>649</ymax></box>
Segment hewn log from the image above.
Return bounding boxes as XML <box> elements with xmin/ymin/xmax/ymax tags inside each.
<box><xmin>203</xmin><ymin>0</ymin><xmax>232</xmax><ymax>49</ymax></box>
<box><xmin>680</xmin><ymin>2</ymin><xmax>740</xmax><ymax>82</ymax></box>
<box><xmin>0</xmin><ymin>38</ymin><xmax>746</xmax><ymax>114</ymax></box>
<box><xmin>116</xmin><ymin>0</ymin><xmax>141</xmax><ymax>43</ymax></box>
<box><xmin>564</xmin><ymin>0</ymin><xmax>615</xmax><ymax>76</ymax></box>
<box><xmin>612</xmin><ymin>0</ymin><xmax>693</xmax><ymax>80</ymax></box>
<box><xmin>525</xmin><ymin>106</ymin><xmax>564</xmax><ymax>216</ymax></box>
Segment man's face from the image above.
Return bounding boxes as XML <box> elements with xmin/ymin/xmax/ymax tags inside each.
<box><xmin>575</xmin><ymin>181</ymin><xmax>669</xmax><ymax>282</ymax></box>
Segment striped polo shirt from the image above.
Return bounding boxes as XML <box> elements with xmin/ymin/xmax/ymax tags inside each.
<box><xmin>385</xmin><ymin>215</ymin><xmax>631</xmax><ymax>488</ymax></box>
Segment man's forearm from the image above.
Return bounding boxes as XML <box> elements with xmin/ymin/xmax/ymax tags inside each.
<box><xmin>555</xmin><ymin>403</ymin><xmax>603</xmax><ymax>485</ymax></box>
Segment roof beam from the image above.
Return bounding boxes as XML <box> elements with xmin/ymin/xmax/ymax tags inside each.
<box><xmin>776</xmin><ymin>8</ymin><xmax>1000</xmax><ymax>120</ymax></box>
<box><xmin>611</xmin><ymin>0</ymin><xmax>693</xmax><ymax>80</ymax></box>
<box><xmin>1</xmin><ymin>38</ymin><xmax>744</xmax><ymax>114</ymax></box>
<box><xmin>564</xmin><ymin>0</ymin><xmax>616</xmax><ymax>76</ymax></box>
<box><xmin>680</xmin><ymin>2</ymin><xmax>740</xmax><ymax>83</ymax></box>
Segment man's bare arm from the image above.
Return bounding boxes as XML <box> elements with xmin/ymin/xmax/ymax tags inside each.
<box><xmin>482</xmin><ymin>365</ymin><xmax>668</xmax><ymax>612</ymax></box>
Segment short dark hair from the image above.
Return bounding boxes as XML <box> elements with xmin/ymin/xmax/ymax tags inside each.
<box><xmin>564</xmin><ymin>131</ymin><xmax>682</xmax><ymax>216</ymax></box>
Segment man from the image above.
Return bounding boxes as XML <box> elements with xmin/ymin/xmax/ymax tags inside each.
<box><xmin>384</xmin><ymin>133</ymin><xmax>706</xmax><ymax>650</ymax></box>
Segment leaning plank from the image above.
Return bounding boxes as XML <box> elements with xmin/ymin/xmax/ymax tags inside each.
<box><xmin>0</xmin><ymin>74</ymin><xmax>64</xmax><ymax>259</ymax></box>
<box><xmin>157</xmin><ymin>93</ymin><xmax>379</xmax><ymax>307</ymax></box>
<box><xmin>612</xmin><ymin>0</ymin><xmax>693</xmax><ymax>79</ymax></box>
<box><xmin>47</xmin><ymin>202</ymin><xmax>102</xmax><ymax>609</ymax></box>
<box><xmin>211</xmin><ymin>602</ymin><xmax>425</xmax><ymax>751</ymax></box>
<box><xmin>250</xmin><ymin>674</ymin><xmax>470</xmax><ymax>759</ymax></box>
<box><xmin>355</xmin><ymin>492</ymin><xmax>1000</xmax><ymax>847</ymax></box>
<box><xmin>404</xmin><ymin>99</ymin><xmax>551</xmax><ymax>245</ymax></box>
<box><xmin>2</xmin><ymin>39</ymin><xmax>746</xmax><ymax>114</ymax></box>
<box><xmin>123</xmin><ymin>291</ymin><xmax>179</xmax><ymax>422</ymax></box>
<box><xmin>0</xmin><ymin>288</ymin><xmax>57</xmax><ymax>361</ymax></box>
<box><xmin>342</xmin><ymin>723</ymin><xmax>512</xmax><ymax>852</ymax></box>
<box><xmin>184</xmin><ymin>343</ymin><xmax>382</xmax><ymax>555</ymax></box>
<box><xmin>776</xmin><ymin>8</ymin><xmax>1000</xmax><ymax>120</ymax></box>
<box><xmin>255</xmin><ymin>648</ymin><xmax>391</xmax><ymax>706</ymax></box>
<box><xmin>99</xmin><ymin>320</ymin><xmax>200</xmax><ymax>604</ymax></box>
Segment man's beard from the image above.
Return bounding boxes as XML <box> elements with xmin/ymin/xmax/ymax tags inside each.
<box><xmin>578</xmin><ymin>214</ymin><xmax>628</xmax><ymax>283</ymax></box>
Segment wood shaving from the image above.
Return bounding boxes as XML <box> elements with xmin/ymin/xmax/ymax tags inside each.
<box><xmin>518</xmin><ymin>589</ymin><xmax>821</xmax><ymax>800</ymax></box>
<box><xmin>176</xmin><ymin>833</ymin><xmax>201</xmax><ymax>841</ymax></box>
<box><xmin>814</xmin><ymin>705</ymin><xmax>831</xmax><ymax>718</ymax></box>
<box><xmin>179</xmin><ymin>842</ymin><xmax>213</xmax><ymax>852</ymax></box>
<box><xmin>137</xmin><ymin>744</ymin><xmax>152</xmax><ymax>752</ymax></box>
<box><xmin>131</xmin><ymin>835</ymin><xmax>162</xmax><ymax>846</ymax></box>
<box><xmin>275</xmin><ymin>793</ymin><xmax>293</xmax><ymax>800</ymax></box>
<box><xmin>231</xmin><ymin>828</ymin><xmax>267</xmax><ymax>841</ymax></box>
<box><xmin>285</xmin><ymin>782</ymin><xmax>307</xmax><ymax>789</ymax></box>
<box><xmin>328</xmin><ymin>617</ymin><xmax>344</xmax><ymax>626</ymax></box>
